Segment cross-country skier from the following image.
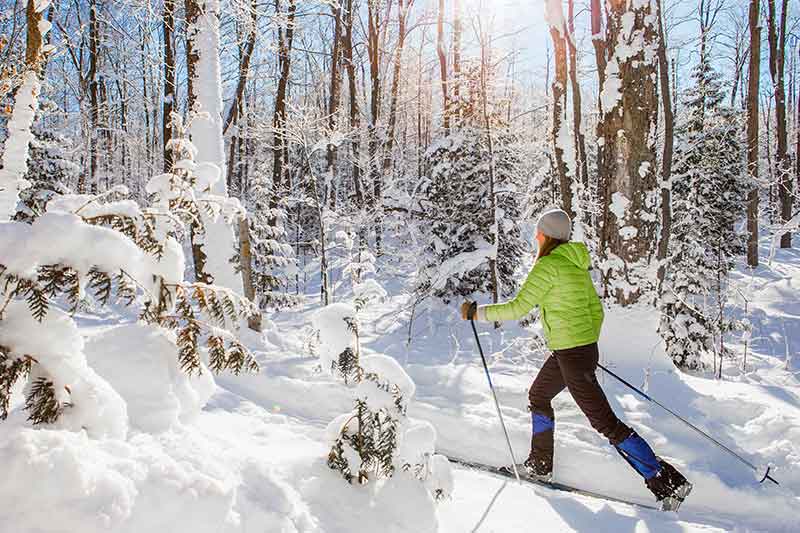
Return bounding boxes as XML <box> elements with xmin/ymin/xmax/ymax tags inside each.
<box><xmin>461</xmin><ymin>208</ymin><xmax>693</xmax><ymax>511</ymax></box>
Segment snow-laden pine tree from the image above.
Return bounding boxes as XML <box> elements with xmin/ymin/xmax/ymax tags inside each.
<box><xmin>659</xmin><ymin>59</ymin><xmax>748</xmax><ymax>371</ymax></box>
<box><xmin>14</xmin><ymin>127</ymin><xmax>79</xmax><ymax>223</ymax></box>
<box><xmin>420</xmin><ymin>63</ymin><xmax>525</xmax><ymax>302</ymax></box>
<box><xmin>311</xmin><ymin>303</ymin><xmax>453</xmax><ymax>500</ymax></box>
<box><xmin>1</xmin><ymin>109</ymin><xmax>260</xmax><ymax>435</ymax></box>
<box><xmin>247</xmin><ymin>169</ymin><xmax>301</xmax><ymax>310</ymax></box>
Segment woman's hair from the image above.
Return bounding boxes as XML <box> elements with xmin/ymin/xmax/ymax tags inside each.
<box><xmin>536</xmin><ymin>235</ymin><xmax>567</xmax><ymax>261</ymax></box>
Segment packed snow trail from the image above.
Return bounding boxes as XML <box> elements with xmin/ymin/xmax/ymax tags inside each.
<box><xmin>212</xmin><ymin>251</ymin><xmax>800</xmax><ymax>531</ymax></box>
<box><xmin>441</xmin><ymin>467</ymin><xmax>727</xmax><ymax>533</ymax></box>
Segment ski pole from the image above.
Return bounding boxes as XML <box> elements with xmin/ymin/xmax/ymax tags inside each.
<box><xmin>597</xmin><ymin>362</ymin><xmax>779</xmax><ymax>486</ymax></box>
<box><xmin>469</xmin><ymin>308</ymin><xmax>521</xmax><ymax>482</ymax></box>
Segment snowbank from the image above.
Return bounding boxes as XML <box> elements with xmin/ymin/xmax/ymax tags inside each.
<box><xmin>312</xmin><ymin>302</ymin><xmax>358</xmax><ymax>376</ymax></box>
<box><xmin>85</xmin><ymin>324</ymin><xmax>215</xmax><ymax>432</ymax></box>
<box><xmin>0</xmin><ymin>418</ymin><xmax>314</xmax><ymax>533</ymax></box>
<box><xmin>0</xmin><ymin>302</ymin><xmax>127</xmax><ymax>439</ymax></box>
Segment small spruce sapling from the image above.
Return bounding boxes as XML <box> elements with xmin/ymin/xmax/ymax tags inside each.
<box><xmin>311</xmin><ymin>303</ymin><xmax>453</xmax><ymax>500</ymax></box>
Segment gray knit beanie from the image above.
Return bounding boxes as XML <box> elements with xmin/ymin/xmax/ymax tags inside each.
<box><xmin>536</xmin><ymin>208</ymin><xmax>572</xmax><ymax>240</ymax></box>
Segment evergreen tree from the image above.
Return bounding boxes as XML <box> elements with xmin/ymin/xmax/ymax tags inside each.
<box><xmin>659</xmin><ymin>59</ymin><xmax>748</xmax><ymax>371</ymax></box>
<box><xmin>15</xmin><ymin>127</ymin><xmax>79</xmax><ymax>223</ymax></box>
<box><xmin>421</xmin><ymin>64</ymin><xmax>525</xmax><ymax>302</ymax></box>
<box><xmin>248</xmin><ymin>170</ymin><xmax>301</xmax><ymax>310</ymax></box>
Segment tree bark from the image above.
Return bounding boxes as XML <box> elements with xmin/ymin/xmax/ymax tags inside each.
<box><xmin>163</xmin><ymin>0</ymin><xmax>176</xmax><ymax>172</ymax></box>
<box><xmin>656</xmin><ymin>0</ymin><xmax>674</xmax><ymax>286</ymax></box>
<box><xmin>223</xmin><ymin>0</ymin><xmax>261</xmax><ymax>329</ymax></box>
<box><xmin>88</xmin><ymin>0</ymin><xmax>101</xmax><ymax>194</ymax></box>
<box><xmin>381</xmin><ymin>0</ymin><xmax>413</xmax><ymax>185</ymax></box>
<box><xmin>271</xmin><ymin>0</ymin><xmax>297</xmax><ymax>216</ymax></box>
<box><xmin>567</xmin><ymin>0</ymin><xmax>587</xmax><ymax>188</ymax></box>
<box><xmin>326</xmin><ymin>0</ymin><xmax>344</xmax><ymax>207</ymax></box>
<box><xmin>549</xmin><ymin>9</ymin><xmax>572</xmax><ymax>217</ymax></box>
<box><xmin>746</xmin><ymin>0</ymin><xmax>761</xmax><ymax>266</ymax></box>
<box><xmin>595</xmin><ymin>0</ymin><xmax>660</xmax><ymax>304</ymax></box>
<box><xmin>797</xmin><ymin>45</ymin><xmax>800</xmax><ymax>201</ymax></box>
<box><xmin>366</xmin><ymin>0</ymin><xmax>382</xmax><ymax>202</ymax></box>
<box><xmin>436</xmin><ymin>0</ymin><xmax>449</xmax><ymax>132</ymax></box>
<box><xmin>452</xmin><ymin>0</ymin><xmax>461</xmax><ymax>115</ymax></box>
<box><xmin>366</xmin><ymin>0</ymin><xmax>384</xmax><ymax>252</ymax></box>
<box><xmin>767</xmin><ymin>0</ymin><xmax>792</xmax><ymax>248</ymax></box>
<box><xmin>342</xmin><ymin>0</ymin><xmax>364</xmax><ymax>207</ymax></box>
<box><xmin>590</xmin><ymin>0</ymin><xmax>606</xmax><ymax>90</ymax></box>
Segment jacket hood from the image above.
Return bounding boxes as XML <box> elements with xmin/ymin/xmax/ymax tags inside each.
<box><xmin>551</xmin><ymin>242</ymin><xmax>591</xmax><ymax>270</ymax></box>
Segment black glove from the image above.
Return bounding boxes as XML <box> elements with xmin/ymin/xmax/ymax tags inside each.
<box><xmin>460</xmin><ymin>301</ymin><xmax>478</xmax><ymax>320</ymax></box>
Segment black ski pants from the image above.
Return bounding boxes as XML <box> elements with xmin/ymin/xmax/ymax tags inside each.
<box><xmin>528</xmin><ymin>342</ymin><xmax>632</xmax><ymax>472</ymax></box>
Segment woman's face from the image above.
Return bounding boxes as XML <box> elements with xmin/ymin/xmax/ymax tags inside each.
<box><xmin>536</xmin><ymin>230</ymin><xmax>546</xmax><ymax>248</ymax></box>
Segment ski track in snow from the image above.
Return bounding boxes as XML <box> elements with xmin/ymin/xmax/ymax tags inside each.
<box><xmin>208</xmin><ymin>245</ymin><xmax>800</xmax><ymax>531</ymax></box>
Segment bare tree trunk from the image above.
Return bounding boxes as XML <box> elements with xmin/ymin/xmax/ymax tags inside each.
<box><xmin>797</xmin><ymin>45</ymin><xmax>800</xmax><ymax>199</ymax></box>
<box><xmin>590</xmin><ymin>0</ymin><xmax>606</xmax><ymax>90</ymax></box>
<box><xmin>477</xmin><ymin>22</ymin><xmax>499</xmax><ymax>305</ymax></box>
<box><xmin>746</xmin><ymin>0</ymin><xmax>761</xmax><ymax>266</ymax></box>
<box><xmin>139</xmin><ymin>25</ymin><xmax>152</xmax><ymax>176</ymax></box>
<box><xmin>239</xmin><ymin>218</ymin><xmax>261</xmax><ymax>331</ymax></box>
<box><xmin>366</xmin><ymin>0</ymin><xmax>383</xmax><ymax>251</ymax></box>
<box><xmin>656</xmin><ymin>0</ymin><xmax>674</xmax><ymax>286</ymax></box>
<box><xmin>342</xmin><ymin>0</ymin><xmax>363</xmax><ymax>207</ymax></box>
<box><xmin>163</xmin><ymin>0</ymin><xmax>176</xmax><ymax>172</ymax></box>
<box><xmin>452</xmin><ymin>0</ymin><xmax>461</xmax><ymax>118</ymax></box>
<box><xmin>326</xmin><ymin>0</ymin><xmax>344</xmax><ymax>207</ymax></box>
<box><xmin>381</xmin><ymin>0</ymin><xmax>413</xmax><ymax>185</ymax></box>
<box><xmin>767</xmin><ymin>0</ymin><xmax>792</xmax><ymax>248</ymax></box>
<box><xmin>222</xmin><ymin>0</ymin><xmax>261</xmax><ymax>329</ymax></box>
<box><xmin>271</xmin><ymin>0</ymin><xmax>297</xmax><ymax>218</ymax></box>
<box><xmin>88</xmin><ymin>0</ymin><xmax>101</xmax><ymax>194</ymax></box>
<box><xmin>436</xmin><ymin>0</ymin><xmax>449</xmax><ymax>132</ymax></box>
<box><xmin>567</xmin><ymin>0</ymin><xmax>587</xmax><ymax>187</ymax></box>
<box><xmin>596</xmin><ymin>0</ymin><xmax>660</xmax><ymax>304</ymax></box>
<box><xmin>548</xmin><ymin>8</ymin><xmax>572</xmax><ymax>217</ymax></box>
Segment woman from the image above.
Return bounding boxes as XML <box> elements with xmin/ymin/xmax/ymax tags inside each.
<box><xmin>461</xmin><ymin>208</ymin><xmax>692</xmax><ymax>510</ymax></box>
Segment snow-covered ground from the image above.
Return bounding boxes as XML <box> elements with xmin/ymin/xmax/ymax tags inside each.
<box><xmin>1</xmin><ymin>236</ymin><xmax>799</xmax><ymax>532</ymax></box>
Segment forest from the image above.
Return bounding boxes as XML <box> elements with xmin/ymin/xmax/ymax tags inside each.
<box><xmin>1</xmin><ymin>0</ymin><xmax>799</xmax><ymax>532</ymax></box>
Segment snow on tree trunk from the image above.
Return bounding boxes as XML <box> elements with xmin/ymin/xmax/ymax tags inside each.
<box><xmin>595</xmin><ymin>0</ymin><xmax>660</xmax><ymax>305</ymax></box>
<box><xmin>185</xmin><ymin>0</ymin><xmax>244</xmax><ymax>294</ymax></box>
<box><xmin>0</xmin><ymin>72</ymin><xmax>39</xmax><ymax>220</ymax></box>
<box><xmin>0</xmin><ymin>0</ymin><xmax>50</xmax><ymax>220</ymax></box>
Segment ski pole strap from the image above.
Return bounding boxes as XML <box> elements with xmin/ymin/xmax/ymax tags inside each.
<box><xmin>596</xmin><ymin>363</ymin><xmax>780</xmax><ymax>486</ymax></box>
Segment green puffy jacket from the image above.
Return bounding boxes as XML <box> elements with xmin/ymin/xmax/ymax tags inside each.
<box><xmin>478</xmin><ymin>242</ymin><xmax>604</xmax><ymax>351</ymax></box>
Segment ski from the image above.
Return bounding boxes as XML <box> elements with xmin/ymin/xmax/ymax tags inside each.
<box><xmin>448</xmin><ymin>456</ymin><xmax>664</xmax><ymax>512</ymax></box>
